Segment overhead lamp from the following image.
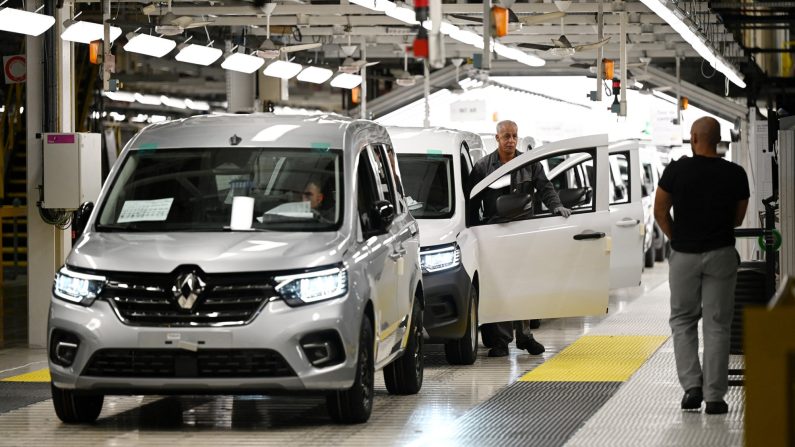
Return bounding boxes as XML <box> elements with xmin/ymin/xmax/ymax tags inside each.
<box><xmin>637</xmin><ymin>0</ymin><xmax>744</xmax><ymax>88</ymax></box>
<box><xmin>133</xmin><ymin>93</ymin><xmax>162</xmax><ymax>106</ymax></box>
<box><xmin>0</xmin><ymin>5</ymin><xmax>55</xmax><ymax>36</ymax></box>
<box><xmin>161</xmin><ymin>96</ymin><xmax>187</xmax><ymax>109</ymax></box>
<box><xmin>449</xmin><ymin>29</ymin><xmax>484</xmax><ymax>49</ymax></box>
<box><xmin>422</xmin><ymin>19</ymin><xmax>459</xmax><ymax>36</ymax></box>
<box><xmin>221</xmin><ymin>51</ymin><xmax>266</xmax><ymax>74</ymax></box>
<box><xmin>263</xmin><ymin>60</ymin><xmax>303</xmax><ymax>79</ymax></box>
<box><xmin>61</xmin><ymin>19</ymin><xmax>122</xmax><ymax>44</ymax></box>
<box><xmin>297</xmin><ymin>66</ymin><xmax>334</xmax><ymax>84</ymax></box>
<box><xmin>103</xmin><ymin>91</ymin><xmax>136</xmax><ymax>102</ymax></box>
<box><xmin>184</xmin><ymin>98</ymin><xmax>210</xmax><ymax>111</ymax></box>
<box><xmin>385</xmin><ymin>6</ymin><xmax>418</xmax><ymax>25</ymax></box>
<box><xmin>123</xmin><ymin>33</ymin><xmax>176</xmax><ymax>58</ymax></box>
<box><xmin>330</xmin><ymin>73</ymin><xmax>362</xmax><ymax>89</ymax></box>
<box><xmin>349</xmin><ymin>0</ymin><xmax>396</xmax><ymax>12</ymax></box>
<box><xmin>175</xmin><ymin>41</ymin><xmax>223</xmax><ymax>66</ymax></box>
<box><xmin>493</xmin><ymin>42</ymin><xmax>545</xmax><ymax>67</ymax></box>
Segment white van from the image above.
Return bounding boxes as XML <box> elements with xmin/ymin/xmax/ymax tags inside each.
<box><xmin>389</xmin><ymin>127</ymin><xmax>483</xmax><ymax>364</ymax></box>
<box><xmin>639</xmin><ymin>145</ymin><xmax>670</xmax><ymax>263</ymax></box>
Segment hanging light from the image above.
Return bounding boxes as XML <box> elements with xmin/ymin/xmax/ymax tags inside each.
<box><xmin>61</xmin><ymin>15</ymin><xmax>122</xmax><ymax>44</ymax></box>
<box><xmin>330</xmin><ymin>73</ymin><xmax>362</xmax><ymax>89</ymax></box>
<box><xmin>175</xmin><ymin>40</ymin><xmax>222</xmax><ymax>66</ymax></box>
<box><xmin>263</xmin><ymin>60</ymin><xmax>302</xmax><ymax>79</ymax></box>
<box><xmin>123</xmin><ymin>33</ymin><xmax>176</xmax><ymax>58</ymax></box>
<box><xmin>0</xmin><ymin>4</ymin><xmax>55</xmax><ymax>36</ymax></box>
<box><xmin>297</xmin><ymin>66</ymin><xmax>334</xmax><ymax>84</ymax></box>
<box><xmin>221</xmin><ymin>51</ymin><xmax>266</xmax><ymax>74</ymax></box>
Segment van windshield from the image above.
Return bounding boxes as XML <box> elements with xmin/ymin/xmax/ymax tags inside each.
<box><xmin>396</xmin><ymin>154</ymin><xmax>454</xmax><ymax>219</ymax></box>
<box><xmin>97</xmin><ymin>148</ymin><xmax>342</xmax><ymax>232</ymax></box>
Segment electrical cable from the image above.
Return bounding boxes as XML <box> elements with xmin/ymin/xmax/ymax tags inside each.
<box><xmin>700</xmin><ymin>58</ymin><xmax>716</xmax><ymax>78</ymax></box>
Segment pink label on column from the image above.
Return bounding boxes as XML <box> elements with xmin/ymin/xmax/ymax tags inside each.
<box><xmin>47</xmin><ymin>134</ymin><xmax>75</xmax><ymax>144</ymax></box>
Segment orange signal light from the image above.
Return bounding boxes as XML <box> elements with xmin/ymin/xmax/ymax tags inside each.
<box><xmin>351</xmin><ymin>86</ymin><xmax>361</xmax><ymax>105</ymax></box>
<box><xmin>602</xmin><ymin>58</ymin><xmax>614</xmax><ymax>79</ymax></box>
<box><xmin>89</xmin><ymin>40</ymin><xmax>103</xmax><ymax>65</ymax></box>
<box><xmin>491</xmin><ymin>6</ymin><xmax>509</xmax><ymax>38</ymax></box>
<box><xmin>680</xmin><ymin>96</ymin><xmax>689</xmax><ymax>110</ymax></box>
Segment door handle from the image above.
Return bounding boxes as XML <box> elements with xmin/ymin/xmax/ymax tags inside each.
<box><xmin>573</xmin><ymin>231</ymin><xmax>606</xmax><ymax>240</ymax></box>
<box><xmin>616</xmin><ymin>219</ymin><xmax>640</xmax><ymax>227</ymax></box>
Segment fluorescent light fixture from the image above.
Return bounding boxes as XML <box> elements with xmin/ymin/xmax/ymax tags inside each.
<box><xmin>185</xmin><ymin>98</ymin><xmax>210</xmax><ymax>111</ymax></box>
<box><xmin>123</xmin><ymin>34</ymin><xmax>176</xmax><ymax>58</ymax></box>
<box><xmin>160</xmin><ymin>96</ymin><xmax>186</xmax><ymax>109</ymax></box>
<box><xmin>252</xmin><ymin>124</ymin><xmax>300</xmax><ymax>142</ymax></box>
<box><xmin>297</xmin><ymin>66</ymin><xmax>334</xmax><ymax>84</ymax></box>
<box><xmin>330</xmin><ymin>73</ymin><xmax>362</xmax><ymax>89</ymax></box>
<box><xmin>61</xmin><ymin>20</ymin><xmax>122</xmax><ymax>44</ymax></box>
<box><xmin>449</xmin><ymin>28</ymin><xmax>484</xmax><ymax>49</ymax></box>
<box><xmin>148</xmin><ymin>115</ymin><xmax>168</xmax><ymax>123</ymax></box>
<box><xmin>385</xmin><ymin>6</ymin><xmax>418</xmax><ymax>25</ymax></box>
<box><xmin>493</xmin><ymin>43</ymin><xmax>545</xmax><ymax>67</ymax></box>
<box><xmin>221</xmin><ymin>52</ymin><xmax>265</xmax><ymax>74</ymax></box>
<box><xmin>103</xmin><ymin>91</ymin><xmax>136</xmax><ymax>102</ymax></box>
<box><xmin>0</xmin><ymin>7</ymin><xmax>55</xmax><ymax>36</ymax></box>
<box><xmin>175</xmin><ymin>44</ymin><xmax>223</xmax><ymax>66</ymax></box>
<box><xmin>349</xmin><ymin>0</ymin><xmax>395</xmax><ymax>11</ymax></box>
<box><xmin>637</xmin><ymin>0</ymin><xmax>744</xmax><ymax>88</ymax></box>
<box><xmin>133</xmin><ymin>93</ymin><xmax>162</xmax><ymax>106</ymax></box>
<box><xmin>109</xmin><ymin>111</ymin><xmax>126</xmax><ymax>122</ymax></box>
<box><xmin>422</xmin><ymin>19</ymin><xmax>458</xmax><ymax>35</ymax></box>
<box><xmin>263</xmin><ymin>60</ymin><xmax>303</xmax><ymax>79</ymax></box>
<box><xmin>131</xmin><ymin>113</ymin><xmax>148</xmax><ymax>123</ymax></box>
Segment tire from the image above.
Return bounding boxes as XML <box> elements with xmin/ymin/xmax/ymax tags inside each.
<box><xmin>644</xmin><ymin>245</ymin><xmax>655</xmax><ymax>268</ymax></box>
<box><xmin>327</xmin><ymin>314</ymin><xmax>374</xmax><ymax>424</ymax></box>
<box><xmin>655</xmin><ymin>240</ymin><xmax>666</xmax><ymax>262</ymax></box>
<box><xmin>383</xmin><ymin>295</ymin><xmax>424</xmax><ymax>395</ymax></box>
<box><xmin>444</xmin><ymin>286</ymin><xmax>478</xmax><ymax>365</ymax></box>
<box><xmin>51</xmin><ymin>382</ymin><xmax>103</xmax><ymax>424</ymax></box>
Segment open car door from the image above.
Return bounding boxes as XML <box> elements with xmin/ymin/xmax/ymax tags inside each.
<box><xmin>547</xmin><ymin>142</ymin><xmax>645</xmax><ymax>289</ymax></box>
<box><xmin>469</xmin><ymin>135</ymin><xmax>611</xmax><ymax>324</ymax></box>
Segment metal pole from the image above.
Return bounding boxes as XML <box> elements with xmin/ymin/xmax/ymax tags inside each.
<box><xmin>103</xmin><ymin>0</ymin><xmax>111</xmax><ymax>92</ymax></box>
<box><xmin>619</xmin><ymin>12</ymin><xmax>627</xmax><ymax>117</ymax></box>
<box><xmin>676</xmin><ymin>56</ymin><xmax>682</xmax><ymax>125</ymax></box>
<box><xmin>361</xmin><ymin>37</ymin><xmax>367</xmax><ymax>119</ymax></box>
<box><xmin>482</xmin><ymin>0</ymin><xmax>491</xmax><ymax>70</ymax></box>
<box><xmin>596</xmin><ymin>0</ymin><xmax>604</xmax><ymax>101</ymax></box>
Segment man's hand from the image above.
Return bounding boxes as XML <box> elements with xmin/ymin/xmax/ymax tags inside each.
<box><xmin>554</xmin><ymin>206</ymin><xmax>571</xmax><ymax>218</ymax></box>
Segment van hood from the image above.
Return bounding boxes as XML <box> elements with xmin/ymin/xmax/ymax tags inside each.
<box><xmin>416</xmin><ymin>218</ymin><xmax>460</xmax><ymax>248</ymax></box>
<box><xmin>67</xmin><ymin>231</ymin><xmax>348</xmax><ymax>274</ymax></box>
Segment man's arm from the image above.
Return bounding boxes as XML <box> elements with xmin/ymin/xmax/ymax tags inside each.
<box><xmin>653</xmin><ymin>186</ymin><xmax>674</xmax><ymax>239</ymax></box>
<box><xmin>735</xmin><ymin>199</ymin><xmax>748</xmax><ymax>227</ymax></box>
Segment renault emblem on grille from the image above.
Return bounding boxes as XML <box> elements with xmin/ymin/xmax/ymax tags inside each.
<box><xmin>172</xmin><ymin>272</ymin><xmax>205</xmax><ymax>310</ymax></box>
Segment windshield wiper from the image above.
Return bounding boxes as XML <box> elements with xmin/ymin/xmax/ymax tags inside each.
<box><xmin>95</xmin><ymin>223</ymin><xmax>150</xmax><ymax>232</ymax></box>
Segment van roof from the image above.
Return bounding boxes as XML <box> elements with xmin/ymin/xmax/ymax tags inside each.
<box><xmin>127</xmin><ymin>113</ymin><xmax>378</xmax><ymax>150</ymax></box>
<box><xmin>387</xmin><ymin>126</ymin><xmax>482</xmax><ymax>156</ymax></box>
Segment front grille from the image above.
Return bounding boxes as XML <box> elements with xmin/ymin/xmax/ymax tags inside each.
<box><xmin>83</xmin><ymin>349</ymin><xmax>295</xmax><ymax>378</ymax></box>
<box><xmin>101</xmin><ymin>271</ymin><xmax>276</xmax><ymax>327</ymax></box>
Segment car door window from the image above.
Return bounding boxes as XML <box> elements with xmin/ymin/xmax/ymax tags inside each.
<box><xmin>609</xmin><ymin>152</ymin><xmax>630</xmax><ymax>205</ymax></box>
<box><xmin>358</xmin><ymin>148</ymin><xmax>382</xmax><ymax>236</ymax></box>
<box><xmin>370</xmin><ymin>144</ymin><xmax>399</xmax><ymax>210</ymax></box>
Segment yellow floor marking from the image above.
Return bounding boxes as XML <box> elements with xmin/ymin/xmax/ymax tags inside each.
<box><xmin>1</xmin><ymin>368</ymin><xmax>51</xmax><ymax>382</ymax></box>
<box><xmin>519</xmin><ymin>335</ymin><xmax>668</xmax><ymax>382</ymax></box>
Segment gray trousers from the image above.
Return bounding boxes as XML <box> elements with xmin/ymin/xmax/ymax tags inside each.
<box><xmin>481</xmin><ymin>321</ymin><xmax>533</xmax><ymax>348</ymax></box>
<box><xmin>668</xmin><ymin>246</ymin><xmax>738</xmax><ymax>402</ymax></box>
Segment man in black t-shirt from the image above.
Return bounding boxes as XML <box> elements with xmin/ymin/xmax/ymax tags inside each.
<box><xmin>654</xmin><ymin>117</ymin><xmax>749</xmax><ymax>415</ymax></box>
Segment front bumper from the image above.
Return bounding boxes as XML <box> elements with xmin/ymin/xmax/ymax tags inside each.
<box><xmin>421</xmin><ymin>264</ymin><xmax>472</xmax><ymax>340</ymax></box>
<box><xmin>48</xmin><ymin>294</ymin><xmax>360</xmax><ymax>393</ymax></box>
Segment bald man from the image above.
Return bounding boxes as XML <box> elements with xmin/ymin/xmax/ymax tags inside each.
<box><xmin>654</xmin><ymin>117</ymin><xmax>749</xmax><ymax>415</ymax></box>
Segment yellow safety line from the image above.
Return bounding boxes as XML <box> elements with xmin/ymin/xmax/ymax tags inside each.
<box><xmin>519</xmin><ymin>335</ymin><xmax>668</xmax><ymax>382</ymax></box>
<box><xmin>1</xmin><ymin>368</ymin><xmax>51</xmax><ymax>383</ymax></box>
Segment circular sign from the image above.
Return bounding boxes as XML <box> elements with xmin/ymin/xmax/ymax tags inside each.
<box><xmin>4</xmin><ymin>55</ymin><xmax>26</xmax><ymax>83</ymax></box>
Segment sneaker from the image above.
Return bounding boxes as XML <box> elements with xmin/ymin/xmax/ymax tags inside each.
<box><xmin>705</xmin><ymin>400</ymin><xmax>728</xmax><ymax>414</ymax></box>
<box><xmin>681</xmin><ymin>387</ymin><xmax>703</xmax><ymax>410</ymax></box>
<box><xmin>487</xmin><ymin>346</ymin><xmax>510</xmax><ymax>357</ymax></box>
<box><xmin>516</xmin><ymin>336</ymin><xmax>545</xmax><ymax>355</ymax></box>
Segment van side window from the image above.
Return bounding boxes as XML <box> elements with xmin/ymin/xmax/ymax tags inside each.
<box><xmin>609</xmin><ymin>153</ymin><xmax>630</xmax><ymax>205</ymax></box>
<box><xmin>370</xmin><ymin>144</ymin><xmax>398</xmax><ymax>209</ymax></box>
<box><xmin>357</xmin><ymin>149</ymin><xmax>381</xmax><ymax>235</ymax></box>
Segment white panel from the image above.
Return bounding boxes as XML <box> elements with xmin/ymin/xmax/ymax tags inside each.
<box><xmin>779</xmin><ymin>129</ymin><xmax>795</xmax><ymax>277</ymax></box>
<box><xmin>42</xmin><ymin>133</ymin><xmax>102</xmax><ymax>210</ymax></box>
<box><xmin>79</xmin><ymin>133</ymin><xmax>103</xmax><ymax>204</ymax></box>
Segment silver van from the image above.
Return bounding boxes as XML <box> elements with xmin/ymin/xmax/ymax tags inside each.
<box><xmin>48</xmin><ymin>114</ymin><xmax>424</xmax><ymax>424</ymax></box>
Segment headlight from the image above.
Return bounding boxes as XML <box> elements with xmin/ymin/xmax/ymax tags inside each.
<box><xmin>421</xmin><ymin>244</ymin><xmax>461</xmax><ymax>273</ymax></box>
<box><xmin>275</xmin><ymin>266</ymin><xmax>348</xmax><ymax>306</ymax></box>
<box><xmin>53</xmin><ymin>267</ymin><xmax>105</xmax><ymax>306</ymax></box>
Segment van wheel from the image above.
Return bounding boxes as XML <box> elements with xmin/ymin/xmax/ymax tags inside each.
<box><xmin>51</xmin><ymin>382</ymin><xmax>103</xmax><ymax>424</ymax></box>
<box><xmin>655</xmin><ymin>242</ymin><xmax>666</xmax><ymax>262</ymax></box>
<box><xmin>644</xmin><ymin>245</ymin><xmax>655</xmax><ymax>268</ymax></box>
<box><xmin>444</xmin><ymin>286</ymin><xmax>478</xmax><ymax>365</ymax></box>
<box><xmin>384</xmin><ymin>295</ymin><xmax>424</xmax><ymax>395</ymax></box>
<box><xmin>327</xmin><ymin>314</ymin><xmax>374</xmax><ymax>424</ymax></box>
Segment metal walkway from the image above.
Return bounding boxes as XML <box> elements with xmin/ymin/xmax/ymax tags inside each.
<box><xmin>0</xmin><ymin>265</ymin><xmax>745</xmax><ymax>446</ymax></box>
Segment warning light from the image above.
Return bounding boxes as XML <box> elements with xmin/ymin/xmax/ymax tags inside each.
<box><xmin>351</xmin><ymin>86</ymin><xmax>361</xmax><ymax>105</ymax></box>
<box><xmin>679</xmin><ymin>96</ymin><xmax>689</xmax><ymax>110</ymax></box>
<box><xmin>603</xmin><ymin>58</ymin><xmax>614</xmax><ymax>80</ymax></box>
<box><xmin>89</xmin><ymin>40</ymin><xmax>103</xmax><ymax>65</ymax></box>
<box><xmin>491</xmin><ymin>6</ymin><xmax>509</xmax><ymax>38</ymax></box>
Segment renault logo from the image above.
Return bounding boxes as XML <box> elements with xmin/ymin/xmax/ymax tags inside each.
<box><xmin>172</xmin><ymin>272</ymin><xmax>205</xmax><ymax>311</ymax></box>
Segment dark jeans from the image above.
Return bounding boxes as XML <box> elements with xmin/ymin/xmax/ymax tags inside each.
<box><xmin>481</xmin><ymin>320</ymin><xmax>533</xmax><ymax>349</ymax></box>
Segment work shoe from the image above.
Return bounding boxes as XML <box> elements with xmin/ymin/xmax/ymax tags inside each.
<box><xmin>487</xmin><ymin>346</ymin><xmax>510</xmax><ymax>357</ymax></box>
<box><xmin>516</xmin><ymin>336</ymin><xmax>545</xmax><ymax>355</ymax></box>
<box><xmin>681</xmin><ymin>387</ymin><xmax>703</xmax><ymax>410</ymax></box>
<box><xmin>529</xmin><ymin>319</ymin><xmax>541</xmax><ymax>329</ymax></box>
<box><xmin>705</xmin><ymin>400</ymin><xmax>729</xmax><ymax>414</ymax></box>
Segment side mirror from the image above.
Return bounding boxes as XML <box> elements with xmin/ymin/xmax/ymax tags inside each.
<box><xmin>373</xmin><ymin>200</ymin><xmax>395</xmax><ymax>230</ymax></box>
<box><xmin>495</xmin><ymin>193</ymin><xmax>531</xmax><ymax>219</ymax></box>
<box><xmin>72</xmin><ymin>202</ymin><xmax>94</xmax><ymax>240</ymax></box>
